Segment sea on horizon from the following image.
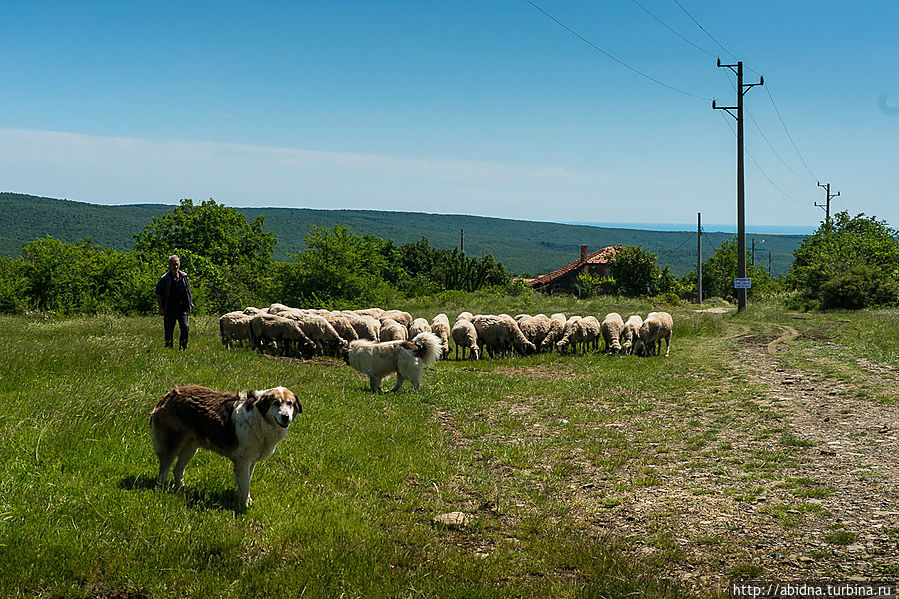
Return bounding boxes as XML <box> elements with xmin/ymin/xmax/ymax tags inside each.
<box><xmin>569</xmin><ymin>221</ymin><xmax>815</xmax><ymax>236</ymax></box>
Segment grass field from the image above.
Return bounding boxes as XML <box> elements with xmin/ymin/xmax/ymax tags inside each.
<box><xmin>1</xmin><ymin>297</ymin><xmax>897</xmax><ymax>598</ymax></box>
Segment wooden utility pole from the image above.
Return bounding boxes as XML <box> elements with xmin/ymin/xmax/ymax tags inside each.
<box><xmin>815</xmin><ymin>182</ymin><xmax>839</xmax><ymax>225</ymax></box>
<box><xmin>714</xmin><ymin>59</ymin><xmax>763</xmax><ymax>311</ymax></box>
<box><xmin>460</xmin><ymin>228</ymin><xmax>464</xmax><ymax>253</ymax></box>
<box><xmin>697</xmin><ymin>212</ymin><xmax>702</xmax><ymax>305</ymax></box>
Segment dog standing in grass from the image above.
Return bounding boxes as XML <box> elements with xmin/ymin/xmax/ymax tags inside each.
<box><xmin>150</xmin><ymin>385</ymin><xmax>301</xmax><ymax>508</ymax></box>
<box><xmin>342</xmin><ymin>331</ymin><xmax>442</xmax><ymax>392</ymax></box>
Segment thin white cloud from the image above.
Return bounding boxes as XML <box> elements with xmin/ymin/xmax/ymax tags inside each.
<box><xmin>0</xmin><ymin>128</ymin><xmax>695</xmax><ymax>221</ymax></box>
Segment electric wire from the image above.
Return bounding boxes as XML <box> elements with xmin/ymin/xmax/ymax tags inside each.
<box><xmin>764</xmin><ymin>86</ymin><xmax>818</xmax><ymax>181</ymax></box>
<box><xmin>717</xmin><ymin>112</ymin><xmax>806</xmax><ymax>206</ymax></box>
<box><xmin>629</xmin><ymin>0</ymin><xmax>717</xmax><ymax>58</ymax></box>
<box><xmin>523</xmin><ymin>0</ymin><xmax>711</xmax><ymax>101</ymax></box>
<box><xmin>670</xmin><ymin>0</ymin><xmax>739</xmax><ymax>63</ymax></box>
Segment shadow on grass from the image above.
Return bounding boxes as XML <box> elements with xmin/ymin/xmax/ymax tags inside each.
<box><xmin>118</xmin><ymin>474</ymin><xmax>245</xmax><ymax>514</ymax></box>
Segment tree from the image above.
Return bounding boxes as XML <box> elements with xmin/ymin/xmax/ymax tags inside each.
<box><xmin>788</xmin><ymin>212</ymin><xmax>899</xmax><ymax>309</ymax></box>
<box><xmin>693</xmin><ymin>237</ymin><xmax>775</xmax><ymax>300</ymax></box>
<box><xmin>133</xmin><ymin>199</ymin><xmax>277</xmax><ymax>313</ymax></box>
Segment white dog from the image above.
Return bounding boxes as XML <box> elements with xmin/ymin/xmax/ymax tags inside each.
<box><xmin>150</xmin><ymin>385</ymin><xmax>301</xmax><ymax>508</ymax></box>
<box><xmin>343</xmin><ymin>331</ymin><xmax>442</xmax><ymax>392</ymax></box>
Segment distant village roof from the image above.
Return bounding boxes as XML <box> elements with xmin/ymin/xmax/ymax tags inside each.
<box><xmin>527</xmin><ymin>245</ymin><xmax>619</xmax><ymax>287</ymax></box>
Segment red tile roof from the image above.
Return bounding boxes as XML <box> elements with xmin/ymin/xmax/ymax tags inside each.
<box><xmin>530</xmin><ymin>246</ymin><xmax>619</xmax><ymax>287</ymax></box>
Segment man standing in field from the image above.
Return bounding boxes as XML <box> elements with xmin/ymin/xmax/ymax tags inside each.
<box><xmin>155</xmin><ymin>255</ymin><xmax>194</xmax><ymax>350</ymax></box>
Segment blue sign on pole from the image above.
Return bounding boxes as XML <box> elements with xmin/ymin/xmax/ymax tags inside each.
<box><xmin>733</xmin><ymin>278</ymin><xmax>752</xmax><ymax>289</ymax></box>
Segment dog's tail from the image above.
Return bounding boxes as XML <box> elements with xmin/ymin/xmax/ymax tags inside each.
<box><xmin>412</xmin><ymin>332</ymin><xmax>442</xmax><ymax>367</ymax></box>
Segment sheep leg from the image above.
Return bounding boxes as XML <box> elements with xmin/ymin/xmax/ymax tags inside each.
<box><xmin>664</xmin><ymin>335</ymin><xmax>671</xmax><ymax>357</ymax></box>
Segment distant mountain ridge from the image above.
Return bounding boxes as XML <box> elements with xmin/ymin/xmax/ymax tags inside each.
<box><xmin>0</xmin><ymin>192</ymin><xmax>805</xmax><ymax>277</ymax></box>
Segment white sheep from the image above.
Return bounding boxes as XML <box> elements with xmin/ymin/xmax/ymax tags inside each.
<box><xmin>354</xmin><ymin>307</ymin><xmax>386</xmax><ymax>320</ymax></box>
<box><xmin>379</xmin><ymin>318</ymin><xmax>408</xmax><ymax>342</ymax></box>
<box><xmin>472</xmin><ymin>314</ymin><xmax>536</xmax><ymax>357</ymax></box>
<box><xmin>601</xmin><ymin>313</ymin><xmax>625</xmax><ymax>354</ymax></box>
<box><xmin>267</xmin><ymin>303</ymin><xmax>293</xmax><ymax>314</ymax></box>
<box><xmin>540</xmin><ymin>313</ymin><xmax>567</xmax><ymax>352</ymax></box>
<box><xmin>577</xmin><ymin>316</ymin><xmax>602</xmax><ymax>353</ymax></box>
<box><xmin>380</xmin><ymin>310</ymin><xmax>413</xmax><ymax>329</ymax></box>
<box><xmin>518</xmin><ymin>314</ymin><xmax>552</xmax><ymax>349</ymax></box>
<box><xmin>451</xmin><ymin>318</ymin><xmax>479</xmax><ymax>360</ymax></box>
<box><xmin>621</xmin><ymin>314</ymin><xmax>644</xmax><ymax>355</ymax></box>
<box><xmin>280</xmin><ymin>310</ymin><xmax>347</xmax><ymax>355</ymax></box>
<box><xmin>635</xmin><ymin>311</ymin><xmax>673</xmax><ymax>357</ymax></box>
<box><xmin>456</xmin><ymin>311</ymin><xmax>474</xmax><ymax>322</ymax></box>
<box><xmin>409</xmin><ymin>318</ymin><xmax>431</xmax><ymax>338</ymax></box>
<box><xmin>341</xmin><ymin>311</ymin><xmax>380</xmax><ymax>341</ymax></box>
<box><xmin>321</xmin><ymin>311</ymin><xmax>359</xmax><ymax>343</ymax></box>
<box><xmin>219</xmin><ymin>311</ymin><xmax>254</xmax><ymax>349</ymax></box>
<box><xmin>430</xmin><ymin>313</ymin><xmax>451</xmax><ymax>359</ymax></box>
<box><xmin>249</xmin><ymin>312</ymin><xmax>317</xmax><ymax>357</ymax></box>
<box><xmin>555</xmin><ymin>316</ymin><xmax>582</xmax><ymax>354</ymax></box>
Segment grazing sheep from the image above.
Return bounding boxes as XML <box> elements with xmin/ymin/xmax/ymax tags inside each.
<box><xmin>540</xmin><ymin>313</ymin><xmax>567</xmax><ymax>352</ymax></box>
<box><xmin>379</xmin><ymin>318</ymin><xmax>408</xmax><ymax>342</ymax></box>
<box><xmin>219</xmin><ymin>311</ymin><xmax>254</xmax><ymax>349</ymax></box>
<box><xmin>456</xmin><ymin>311</ymin><xmax>474</xmax><ymax>322</ymax></box>
<box><xmin>354</xmin><ymin>307</ymin><xmax>386</xmax><ymax>320</ymax></box>
<box><xmin>601</xmin><ymin>313</ymin><xmax>625</xmax><ymax>354</ymax></box>
<box><xmin>621</xmin><ymin>315</ymin><xmax>644</xmax><ymax>355</ymax></box>
<box><xmin>280</xmin><ymin>311</ymin><xmax>347</xmax><ymax>355</ymax></box>
<box><xmin>518</xmin><ymin>314</ymin><xmax>552</xmax><ymax>349</ymax></box>
<box><xmin>430</xmin><ymin>313</ymin><xmax>451</xmax><ymax>359</ymax></box>
<box><xmin>634</xmin><ymin>311</ymin><xmax>673</xmax><ymax>357</ymax></box>
<box><xmin>243</xmin><ymin>307</ymin><xmax>262</xmax><ymax>315</ymax></box>
<box><xmin>451</xmin><ymin>318</ymin><xmax>479</xmax><ymax>360</ymax></box>
<box><xmin>321</xmin><ymin>311</ymin><xmax>359</xmax><ymax>343</ymax></box>
<box><xmin>577</xmin><ymin>316</ymin><xmax>602</xmax><ymax>353</ymax></box>
<box><xmin>409</xmin><ymin>318</ymin><xmax>431</xmax><ymax>338</ymax></box>
<box><xmin>513</xmin><ymin>313</ymin><xmax>532</xmax><ymax>322</ymax></box>
<box><xmin>472</xmin><ymin>314</ymin><xmax>536</xmax><ymax>358</ymax></box>
<box><xmin>380</xmin><ymin>310</ymin><xmax>413</xmax><ymax>329</ymax></box>
<box><xmin>267</xmin><ymin>303</ymin><xmax>293</xmax><ymax>314</ymax></box>
<box><xmin>555</xmin><ymin>316</ymin><xmax>582</xmax><ymax>354</ymax></box>
<box><xmin>341</xmin><ymin>311</ymin><xmax>380</xmax><ymax>341</ymax></box>
<box><xmin>249</xmin><ymin>313</ymin><xmax>317</xmax><ymax>357</ymax></box>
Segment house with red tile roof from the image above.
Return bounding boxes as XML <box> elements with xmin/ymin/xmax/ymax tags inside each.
<box><xmin>525</xmin><ymin>245</ymin><xmax>619</xmax><ymax>293</ymax></box>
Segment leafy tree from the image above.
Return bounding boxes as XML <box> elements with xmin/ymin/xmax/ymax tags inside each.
<box><xmin>788</xmin><ymin>212</ymin><xmax>899</xmax><ymax>309</ymax></box>
<box><xmin>690</xmin><ymin>237</ymin><xmax>775</xmax><ymax>300</ymax></box>
<box><xmin>608</xmin><ymin>245</ymin><xmax>678</xmax><ymax>297</ymax></box>
<box><xmin>133</xmin><ymin>199</ymin><xmax>277</xmax><ymax>313</ymax></box>
<box><xmin>276</xmin><ymin>225</ymin><xmax>398</xmax><ymax>307</ymax></box>
<box><xmin>0</xmin><ymin>256</ymin><xmax>28</xmax><ymax>313</ymax></box>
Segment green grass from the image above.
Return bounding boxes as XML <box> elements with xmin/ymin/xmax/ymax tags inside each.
<box><xmin>0</xmin><ymin>300</ymin><xmax>895</xmax><ymax>597</ymax></box>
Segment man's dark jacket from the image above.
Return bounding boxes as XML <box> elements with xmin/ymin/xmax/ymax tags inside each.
<box><xmin>155</xmin><ymin>270</ymin><xmax>193</xmax><ymax>312</ymax></box>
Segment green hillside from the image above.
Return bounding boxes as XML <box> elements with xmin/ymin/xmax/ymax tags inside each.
<box><xmin>0</xmin><ymin>193</ymin><xmax>804</xmax><ymax>276</ymax></box>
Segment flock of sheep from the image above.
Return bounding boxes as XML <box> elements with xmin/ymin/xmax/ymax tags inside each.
<box><xmin>219</xmin><ymin>304</ymin><xmax>673</xmax><ymax>360</ymax></box>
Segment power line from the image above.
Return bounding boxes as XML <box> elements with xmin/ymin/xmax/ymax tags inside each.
<box><xmin>717</xmin><ymin>111</ymin><xmax>805</xmax><ymax>206</ymax></box>
<box><xmin>745</xmin><ymin>108</ymin><xmax>814</xmax><ymax>183</ymax></box>
<box><xmin>523</xmin><ymin>0</ymin><xmax>711</xmax><ymax>101</ymax></box>
<box><xmin>764</xmin><ymin>86</ymin><xmax>818</xmax><ymax>181</ymax></box>
<box><xmin>629</xmin><ymin>0</ymin><xmax>717</xmax><ymax>58</ymax></box>
<box><xmin>670</xmin><ymin>0</ymin><xmax>739</xmax><ymax>63</ymax></box>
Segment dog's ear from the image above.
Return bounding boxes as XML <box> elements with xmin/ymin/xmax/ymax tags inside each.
<box><xmin>241</xmin><ymin>390</ymin><xmax>259</xmax><ymax>411</ymax></box>
<box><xmin>291</xmin><ymin>390</ymin><xmax>302</xmax><ymax>414</ymax></box>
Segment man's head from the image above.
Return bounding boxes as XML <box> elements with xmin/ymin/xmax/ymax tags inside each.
<box><xmin>168</xmin><ymin>255</ymin><xmax>180</xmax><ymax>274</ymax></box>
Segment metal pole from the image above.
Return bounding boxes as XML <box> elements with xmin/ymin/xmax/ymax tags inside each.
<box><xmin>697</xmin><ymin>212</ymin><xmax>702</xmax><ymax>304</ymax></box>
<box><xmin>736</xmin><ymin>61</ymin><xmax>747</xmax><ymax>311</ymax></box>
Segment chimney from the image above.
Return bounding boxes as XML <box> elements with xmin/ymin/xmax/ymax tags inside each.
<box><xmin>580</xmin><ymin>245</ymin><xmax>588</xmax><ymax>261</ymax></box>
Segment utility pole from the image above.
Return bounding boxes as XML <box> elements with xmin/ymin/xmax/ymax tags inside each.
<box><xmin>815</xmin><ymin>182</ymin><xmax>839</xmax><ymax>225</ymax></box>
<box><xmin>751</xmin><ymin>238</ymin><xmax>755</xmax><ymax>266</ymax></box>
<box><xmin>697</xmin><ymin>212</ymin><xmax>702</xmax><ymax>304</ymax></box>
<box><xmin>768</xmin><ymin>251</ymin><xmax>772</xmax><ymax>276</ymax></box>
<box><xmin>714</xmin><ymin>59</ymin><xmax>763</xmax><ymax>311</ymax></box>
<box><xmin>460</xmin><ymin>228</ymin><xmax>464</xmax><ymax>253</ymax></box>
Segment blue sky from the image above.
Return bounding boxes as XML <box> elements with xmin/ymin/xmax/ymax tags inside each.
<box><xmin>2</xmin><ymin>1</ymin><xmax>896</xmax><ymax>230</ymax></box>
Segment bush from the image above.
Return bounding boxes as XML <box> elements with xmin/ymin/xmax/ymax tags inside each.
<box><xmin>788</xmin><ymin>212</ymin><xmax>899</xmax><ymax>310</ymax></box>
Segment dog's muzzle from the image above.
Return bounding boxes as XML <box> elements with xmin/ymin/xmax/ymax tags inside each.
<box><xmin>275</xmin><ymin>415</ymin><xmax>291</xmax><ymax>428</ymax></box>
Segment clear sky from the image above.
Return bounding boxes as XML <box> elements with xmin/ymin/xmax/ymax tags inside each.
<box><xmin>2</xmin><ymin>1</ymin><xmax>896</xmax><ymax>230</ymax></box>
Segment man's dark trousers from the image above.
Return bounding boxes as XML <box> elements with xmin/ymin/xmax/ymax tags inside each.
<box><xmin>164</xmin><ymin>309</ymin><xmax>189</xmax><ymax>349</ymax></box>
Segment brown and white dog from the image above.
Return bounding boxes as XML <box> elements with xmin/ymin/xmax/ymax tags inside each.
<box><xmin>150</xmin><ymin>385</ymin><xmax>301</xmax><ymax>508</ymax></box>
<box><xmin>342</xmin><ymin>331</ymin><xmax>442</xmax><ymax>392</ymax></box>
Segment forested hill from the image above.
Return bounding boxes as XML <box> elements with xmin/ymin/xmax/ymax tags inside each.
<box><xmin>0</xmin><ymin>193</ymin><xmax>805</xmax><ymax>276</ymax></box>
